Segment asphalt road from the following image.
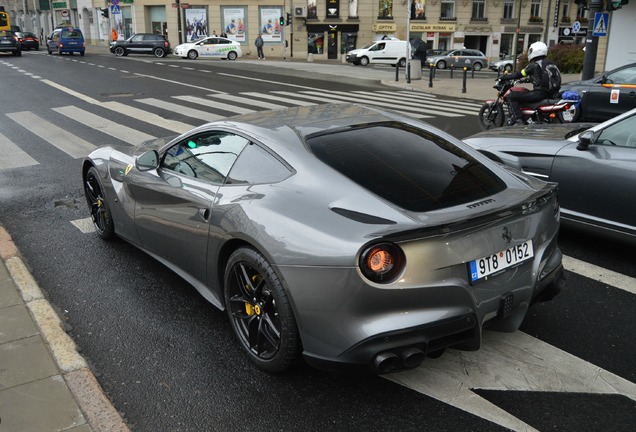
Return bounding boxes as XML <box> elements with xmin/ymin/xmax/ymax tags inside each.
<box><xmin>0</xmin><ymin>50</ymin><xmax>634</xmax><ymax>432</ymax></box>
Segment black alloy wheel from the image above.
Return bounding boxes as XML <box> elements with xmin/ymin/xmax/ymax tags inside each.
<box><xmin>153</xmin><ymin>47</ymin><xmax>165</xmax><ymax>58</ymax></box>
<box><xmin>114</xmin><ymin>46</ymin><xmax>125</xmax><ymax>56</ymax></box>
<box><xmin>224</xmin><ymin>247</ymin><xmax>301</xmax><ymax>373</ymax></box>
<box><xmin>84</xmin><ymin>167</ymin><xmax>115</xmax><ymax>240</ymax></box>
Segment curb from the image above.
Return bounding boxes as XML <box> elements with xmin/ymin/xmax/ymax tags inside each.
<box><xmin>0</xmin><ymin>226</ymin><xmax>130</xmax><ymax>432</ymax></box>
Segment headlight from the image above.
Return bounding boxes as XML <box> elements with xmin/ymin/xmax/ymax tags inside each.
<box><xmin>359</xmin><ymin>242</ymin><xmax>405</xmax><ymax>284</ymax></box>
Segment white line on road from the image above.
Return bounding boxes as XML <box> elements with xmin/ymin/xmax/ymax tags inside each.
<box><xmin>563</xmin><ymin>255</ymin><xmax>636</xmax><ymax>295</ymax></box>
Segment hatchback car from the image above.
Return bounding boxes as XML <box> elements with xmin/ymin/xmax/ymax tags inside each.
<box><xmin>427</xmin><ymin>49</ymin><xmax>488</xmax><ymax>71</ymax></box>
<box><xmin>16</xmin><ymin>31</ymin><xmax>39</xmax><ymax>50</ymax></box>
<box><xmin>0</xmin><ymin>30</ymin><xmax>21</xmax><ymax>56</ymax></box>
<box><xmin>47</xmin><ymin>27</ymin><xmax>85</xmax><ymax>56</ymax></box>
<box><xmin>464</xmin><ymin>107</ymin><xmax>636</xmax><ymax>243</ymax></box>
<box><xmin>173</xmin><ymin>36</ymin><xmax>242</xmax><ymax>60</ymax></box>
<box><xmin>560</xmin><ymin>62</ymin><xmax>636</xmax><ymax>122</ymax></box>
<box><xmin>110</xmin><ymin>33</ymin><xmax>172</xmax><ymax>58</ymax></box>
<box><xmin>82</xmin><ymin>104</ymin><xmax>565</xmax><ymax>374</ymax></box>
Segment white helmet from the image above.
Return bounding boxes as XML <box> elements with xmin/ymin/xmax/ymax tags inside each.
<box><xmin>528</xmin><ymin>41</ymin><xmax>548</xmax><ymax>61</ymax></box>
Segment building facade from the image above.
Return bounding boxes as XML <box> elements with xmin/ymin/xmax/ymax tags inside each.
<box><xmin>1</xmin><ymin>0</ymin><xmax>633</xmax><ymax>73</ymax></box>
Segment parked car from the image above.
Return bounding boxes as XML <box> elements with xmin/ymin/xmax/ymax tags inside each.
<box><xmin>82</xmin><ymin>104</ymin><xmax>565</xmax><ymax>374</ymax></box>
<box><xmin>0</xmin><ymin>30</ymin><xmax>21</xmax><ymax>56</ymax></box>
<box><xmin>15</xmin><ymin>31</ymin><xmax>39</xmax><ymax>50</ymax></box>
<box><xmin>464</xmin><ymin>107</ymin><xmax>636</xmax><ymax>243</ymax></box>
<box><xmin>110</xmin><ymin>33</ymin><xmax>172</xmax><ymax>58</ymax></box>
<box><xmin>489</xmin><ymin>57</ymin><xmax>515</xmax><ymax>73</ymax></box>
<box><xmin>173</xmin><ymin>36</ymin><xmax>241</xmax><ymax>60</ymax></box>
<box><xmin>560</xmin><ymin>62</ymin><xmax>636</xmax><ymax>122</ymax></box>
<box><xmin>427</xmin><ymin>49</ymin><xmax>488</xmax><ymax>71</ymax></box>
<box><xmin>410</xmin><ymin>38</ymin><xmax>445</xmax><ymax>64</ymax></box>
<box><xmin>346</xmin><ymin>39</ymin><xmax>409</xmax><ymax>67</ymax></box>
<box><xmin>47</xmin><ymin>27</ymin><xmax>85</xmax><ymax>56</ymax></box>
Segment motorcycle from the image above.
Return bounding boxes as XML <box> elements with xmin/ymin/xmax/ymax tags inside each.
<box><xmin>478</xmin><ymin>78</ymin><xmax>580</xmax><ymax>130</ymax></box>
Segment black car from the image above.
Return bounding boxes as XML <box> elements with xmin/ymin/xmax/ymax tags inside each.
<box><xmin>561</xmin><ymin>62</ymin><xmax>636</xmax><ymax>122</ymax></box>
<box><xmin>110</xmin><ymin>33</ymin><xmax>172</xmax><ymax>58</ymax></box>
<box><xmin>15</xmin><ymin>31</ymin><xmax>39</xmax><ymax>50</ymax></box>
<box><xmin>0</xmin><ymin>30</ymin><xmax>21</xmax><ymax>56</ymax></box>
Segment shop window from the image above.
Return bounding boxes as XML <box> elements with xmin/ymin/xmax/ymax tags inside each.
<box><xmin>378</xmin><ymin>0</ymin><xmax>393</xmax><ymax>19</ymax></box>
<box><xmin>342</xmin><ymin>32</ymin><xmax>357</xmax><ymax>53</ymax></box>
<box><xmin>308</xmin><ymin>32</ymin><xmax>324</xmax><ymax>54</ymax></box>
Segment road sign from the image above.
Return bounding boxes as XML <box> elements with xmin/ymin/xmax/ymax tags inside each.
<box><xmin>110</xmin><ymin>5</ymin><xmax>121</xmax><ymax>14</ymax></box>
<box><xmin>60</xmin><ymin>9</ymin><xmax>69</xmax><ymax>17</ymax></box>
<box><xmin>572</xmin><ymin>21</ymin><xmax>581</xmax><ymax>33</ymax></box>
<box><xmin>593</xmin><ymin>12</ymin><xmax>609</xmax><ymax>37</ymax></box>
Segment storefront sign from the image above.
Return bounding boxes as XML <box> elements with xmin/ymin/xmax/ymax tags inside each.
<box><xmin>52</xmin><ymin>2</ymin><xmax>67</xmax><ymax>8</ymax></box>
<box><xmin>372</xmin><ymin>23</ymin><xmax>396</xmax><ymax>32</ymax></box>
<box><xmin>326</xmin><ymin>0</ymin><xmax>339</xmax><ymax>19</ymax></box>
<box><xmin>410</xmin><ymin>23</ymin><xmax>456</xmax><ymax>32</ymax></box>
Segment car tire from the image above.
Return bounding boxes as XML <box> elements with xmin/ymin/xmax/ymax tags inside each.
<box><xmin>360</xmin><ymin>56</ymin><xmax>369</xmax><ymax>66</ymax></box>
<box><xmin>114</xmin><ymin>46</ymin><xmax>125</xmax><ymax>57</ymax></box>
<box><xmin>80</xmin><ymin>51</ymin><xmax>85</xmax><ymax>56</ymax></box>
<box><xmin>35</xmin><ymin>46</ymin><xmax>39</xmax><ymax>51</ymax></box>
<box><xmin>58</xmin><ymin>48</ymin><xmax>62</xmax><ymax>55</ymax></box>
<box><xmin>153</xmin><ymin>48</ymin><xmax>166</xmax><ymax>58</ymax></box>
<box><xmin>84</xmin><ymin>167</ymin><xmax>116</xmax><ymax>240</ymax></box>
<box><xmin>224</xmin><ymin>247</ymin><xmax>302</xmax><ymax>373</ymax></box>
<box><xmin>227</xmin><ymin>51</ymin><xmax>238</xmax><ymax>61</ymax></box>
<box><xmin>187</xmin><ymin>49</ymin><xmax>198</xmax><ymax>60</ymax></box>
<box><xmin>504</xmin><ymin>64</ymin><xmax>513</xmax><ymax>73</ymax></box>
<box><xmin>473</xmin><ymin>62</ymin><xmax>483</xmax><ymax>71</ymax></box>
<box><xmin>398</xmin><ymin>58</ymin><xmax>406</xmax><ymax>68</ymax></box>
<box><xmin>437</xmin><ymin>60</ymin><xmax>446</xmax><ymax>69</ymax></box>
<box><xmin>47</xmin><ymin>48</ymin><xmax>51</xmax><ymax>55</ymax></box>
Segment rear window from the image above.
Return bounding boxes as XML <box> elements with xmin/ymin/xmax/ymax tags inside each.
<box><xmin>61</xmin><ymin>30</ymin><xmax>82</xmax><ymax>39</ymax></box>
<box><xmin>306</xmin><ymin>122</ymin><xmax>506</xmax><ymax>212</ymax></box>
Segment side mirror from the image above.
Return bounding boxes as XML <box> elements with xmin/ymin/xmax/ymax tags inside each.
<box><xmin>136</xmin><ymin>150</ymin><xmax>159</xmax><ymax>171</ymax></box>
<box><xmin>577</xmin><ymin>130</ymin><xmax>594</xmax><ymax>151</ymax></box>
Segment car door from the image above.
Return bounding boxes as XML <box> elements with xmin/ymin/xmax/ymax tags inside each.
<box><xmin>585</xmin><ymin>65</ymin><xmax>636</xmax><ymax>120</ymax></box>
<box><xmin>201</xmin><ymin>38</ymin><xmax>220</xmax><ymax>57</ymax></box>
<box><xmin>550</xmin><ymin>113</ymin><xmax>636</xmax><ymax>233</ymax></box>
<box><xmin>131</xmin><ymin>131</ymin><xmax>250</xmax><ymax>285</ymax></box>
<box><xmin>126</xmin><ymin>34</ymin><xmax>145</xmax><ymax>54</ymax></box>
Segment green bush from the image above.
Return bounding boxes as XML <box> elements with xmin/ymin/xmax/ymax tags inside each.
<box><xmin>547</xmin><ymin>44</ymin><xmax>585</xmax><ymax>73</ymax></box>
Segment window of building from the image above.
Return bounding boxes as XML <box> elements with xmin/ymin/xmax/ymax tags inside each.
<box><xmin>530</xmin><ymin>0</ymin><xmax>542</xmax><ymax>19</ymax></box>
<box><xmin>472</xmin><ymin>0</ymin><xmax>486</xmax><ymax>20</ymax></box>
<box><xmin>441</xmin><ymin>0</ymin><xmax>455</xmax><ymax>20</ymax></box>
<box><xmin>378</xmin><ymin>0</ymin><xmax>393</xmax><ymax>19</ymax></box>
<box><xmin>411</xmin><ymin>0</ymin><xmax>425</xmax><ymax>20</ymax></box>
<box><xmin>503</xmin><ymin>0</ymin><xmax>514</xmax><ymax>20</ymax></box>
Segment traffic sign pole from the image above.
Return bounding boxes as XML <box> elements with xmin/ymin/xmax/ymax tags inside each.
<box><xmin>582</xmin><ymin>0</ymin><xmax>604</xmax><ymax>80</ymax></box>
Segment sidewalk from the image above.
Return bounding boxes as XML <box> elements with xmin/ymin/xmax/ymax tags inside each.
<box><xmin>0</xmin><ymin>226</ymin><xmax>128</xmax><ymax>432</ymax></box>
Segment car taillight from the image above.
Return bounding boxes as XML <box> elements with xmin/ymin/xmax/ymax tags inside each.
<box><xmin>359</xmin><ymin>242</ymin><xmax>405</xmax><ymax>284</ymax></box>
<box><xmin>164</xmin><ymin>41</ymin><xmax>169</xmax><ymax>48</ymax></box>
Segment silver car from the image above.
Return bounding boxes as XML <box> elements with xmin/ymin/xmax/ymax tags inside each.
<box><xmin>464</xmin><ymin>107</ymin><xmax>636</xmax><ymax>243</ymax></box>
<box><xmin>426</xmin><ymin>48</ymin><xmax>488</xmax><ymax>71</ymax></box>
<box><xmin>82</xmin><ymin>104</ymin><xmax>565</xmax><ymax>374</ymax></box>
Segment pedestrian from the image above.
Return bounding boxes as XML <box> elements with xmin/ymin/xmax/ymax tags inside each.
<box><xmin>499</xmin><ymin>41</ymin><xmax>558</xmax><ymax>125</ymax></box>
<box><xmin>111</xmin><ymin>28</ymin><xmax>118</xmax><ymax>42</ymax></box>
<box><xmin>255</xmin><ymin>33</ymin><xmax>264</xmax><ymax>59</ymax></box>
<box><xmin>40</xmin><ymin>28</ymin><xmax>44</xmax><ymax>45</ymax></box>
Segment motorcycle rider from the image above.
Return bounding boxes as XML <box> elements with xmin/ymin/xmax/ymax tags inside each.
<box><xmin>500</xmin><ymin>41</ymin><xmax>551</xmax><ymax>125</ymax></box>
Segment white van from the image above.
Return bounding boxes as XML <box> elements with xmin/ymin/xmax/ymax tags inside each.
<box><xmin>345</xmin><ymin>40</ymin><xmax>409</xmax><ymax>67</ymax></box>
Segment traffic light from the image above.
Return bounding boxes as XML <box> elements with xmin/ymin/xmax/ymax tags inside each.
<box><xmin>279</xmin><ymin>16</ymin><xmax>284</xmax><ymax>26</ymax></box>
<box><xmin>100</xmin><ymin>8</ymin><xmax>109</xmax><ymax>18</ymax></box>
<box><xmin>286</xmin><ymin>12</ymin><xmax>291</xmax><ymax>26</ymax></box>
<box><xmin>607</xmin><ymin>0</ymin><xmax>628</xmax><ymax>9</ymax></box>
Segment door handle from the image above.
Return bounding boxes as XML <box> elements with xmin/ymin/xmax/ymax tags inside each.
<box><xmin>198</xmin><ymin>208</ymin><xmax>210</xmax><ymax>221</ymax></box>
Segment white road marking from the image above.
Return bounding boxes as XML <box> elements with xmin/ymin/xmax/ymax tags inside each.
<box><xmin>0</xmin><ymin>131</ymin><xmax>39</xmax><ymax>169</ymax></box>
<box><xmin>387</xmin><ymin>330</ymin><xmax>636</xmax><ymax>431</ymax></box>
<box><xmin>173</xmin><ymin>95</ymin><xmax>255</xmax><ymax>115</ymax></box>
<box><xmin>6</xmin><ymin>111</ymin><xmax>96</xmax><ymax>159</ymax></box>
<box><xmin>563</xmin><ymin>255</ymin><xmax>636</xmax><ymax>294</ymax></box>
<box><xmin>239</xmin><ymin>92</ymin><xmax>317</xmax><ymax>106</ymax></box>
<box><xmin>136</xmin><ymin>98</ymin><xmax>224</xmax><ymax>123</ymax></box>
<box><xmin>208</xmin><ymin>93</ymin><xmax>288</xmax><ymax>110</ymax></box>
<box><xmin>71</xmin><ymin>218</ymin><xmax>95</xmax><ymax>234</ymax></box>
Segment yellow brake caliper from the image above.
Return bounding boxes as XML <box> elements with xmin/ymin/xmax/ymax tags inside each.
<box><xmin>244</xmin><ymin>275</ymin><xmax>261</xmax><ymax>316</ymax></box>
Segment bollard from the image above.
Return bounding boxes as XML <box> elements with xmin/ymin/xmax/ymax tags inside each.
<box><xmin>429</xmin><ymin>63</ymin><xmax>434</xmax><ymax>88</ymax></box>
<box><xmin>462</xmin><ymin>67</ymin><xmax>467</xmax><ymax>93</ymax></box>
<box><xmin>407</xmin><ymin>63</ymin><xmax>411</xmax><ymax>84</ymax></box>
<box><xmin>395</xmin><ymin>63</ymin><xmax>399</xmax><ymax>82</ymax></box>
<box><xmin>472</xmin><ymin>67</ymin><xmax>475</xmax><ymax>79</ymax></box>
<box><xmin>450</xmin><ymin>64</ymin><xmax>454</xmax><ymax>79</ymax></box>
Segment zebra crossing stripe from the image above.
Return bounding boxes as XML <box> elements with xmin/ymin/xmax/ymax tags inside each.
<box><xmin>208</xmin><ymin>94</ymin><xmax>289</xmax><ymax>110</ymax></box>
<box><xmin>0</xmin><ymin>131</ymin><xmax>39</xmax><ymax>169</ymax></box>
<box><xmin>173</xmin><ymin>95</ymin><xmax>255</xmax><ymax>115</ymax></box>
<box><xmin>136</xmin><ymin>98</ymin><xmax>224</xmax><ymax>123</ymax></box>
<box><xmin>53</xmin><ymin>106</ymin><xmax>155</xmax><ymax>146</ymax></box>
<box><xmin>6</xmin><ymin>111</ymin><xmax>96</xmax><ymax>159</ymax></box>
<box><xmin>101</xmin><ymin>101</ymin><xmax>194</xmax><ymax>134</ymax></box>
<box><xmin>271</xmin><ymin>91</ymin><xmax>347</xmax><ymax>104</ymax></box>
<box><xmin>372</xmin><ymin>90</ymin><xmax>484</xmax><ymax>110</ymax></box>
<box><xmin>298</xmin><ymin>90</ymin><xmax>464</xmax><ymax>117</ymax></box>
<box><xmin>391</xmin><ymin>90</ymin><xmax>484</xmax><ymax>109</ymax></box>
<box><xmin>239</xmin><ymin>92</ymin><xmax>317</xmax><ymax>106</ymax></box>
<box><xmin>325</xmin><ymin>90</ymin><xmax>480</xmax><ymax>114</ymax></box>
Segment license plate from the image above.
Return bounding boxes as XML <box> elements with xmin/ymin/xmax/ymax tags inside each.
<box><xmin>0</xmin><ymin>40</ymin><xmax>10</xmax><ymax>44</ymax></box>
<box><xmin>469</xmin><ymin>240</ymin><xmax>534</xmax><ymax>282</ymax></box>
<box><xmin>562</xmin><ymin>109</ymin><xmax>574</xmax><ymax>122</ymax></box>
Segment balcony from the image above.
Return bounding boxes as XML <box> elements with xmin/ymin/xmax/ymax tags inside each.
<box><xmin>528</xmin><ymin>16</ymin><xmax>543</xmax><ymax>23</ymax></box>
<box><xmin>439</xmin><ymin>16</ymin><xmax>457</xmax><ymax>21</ymax></box>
